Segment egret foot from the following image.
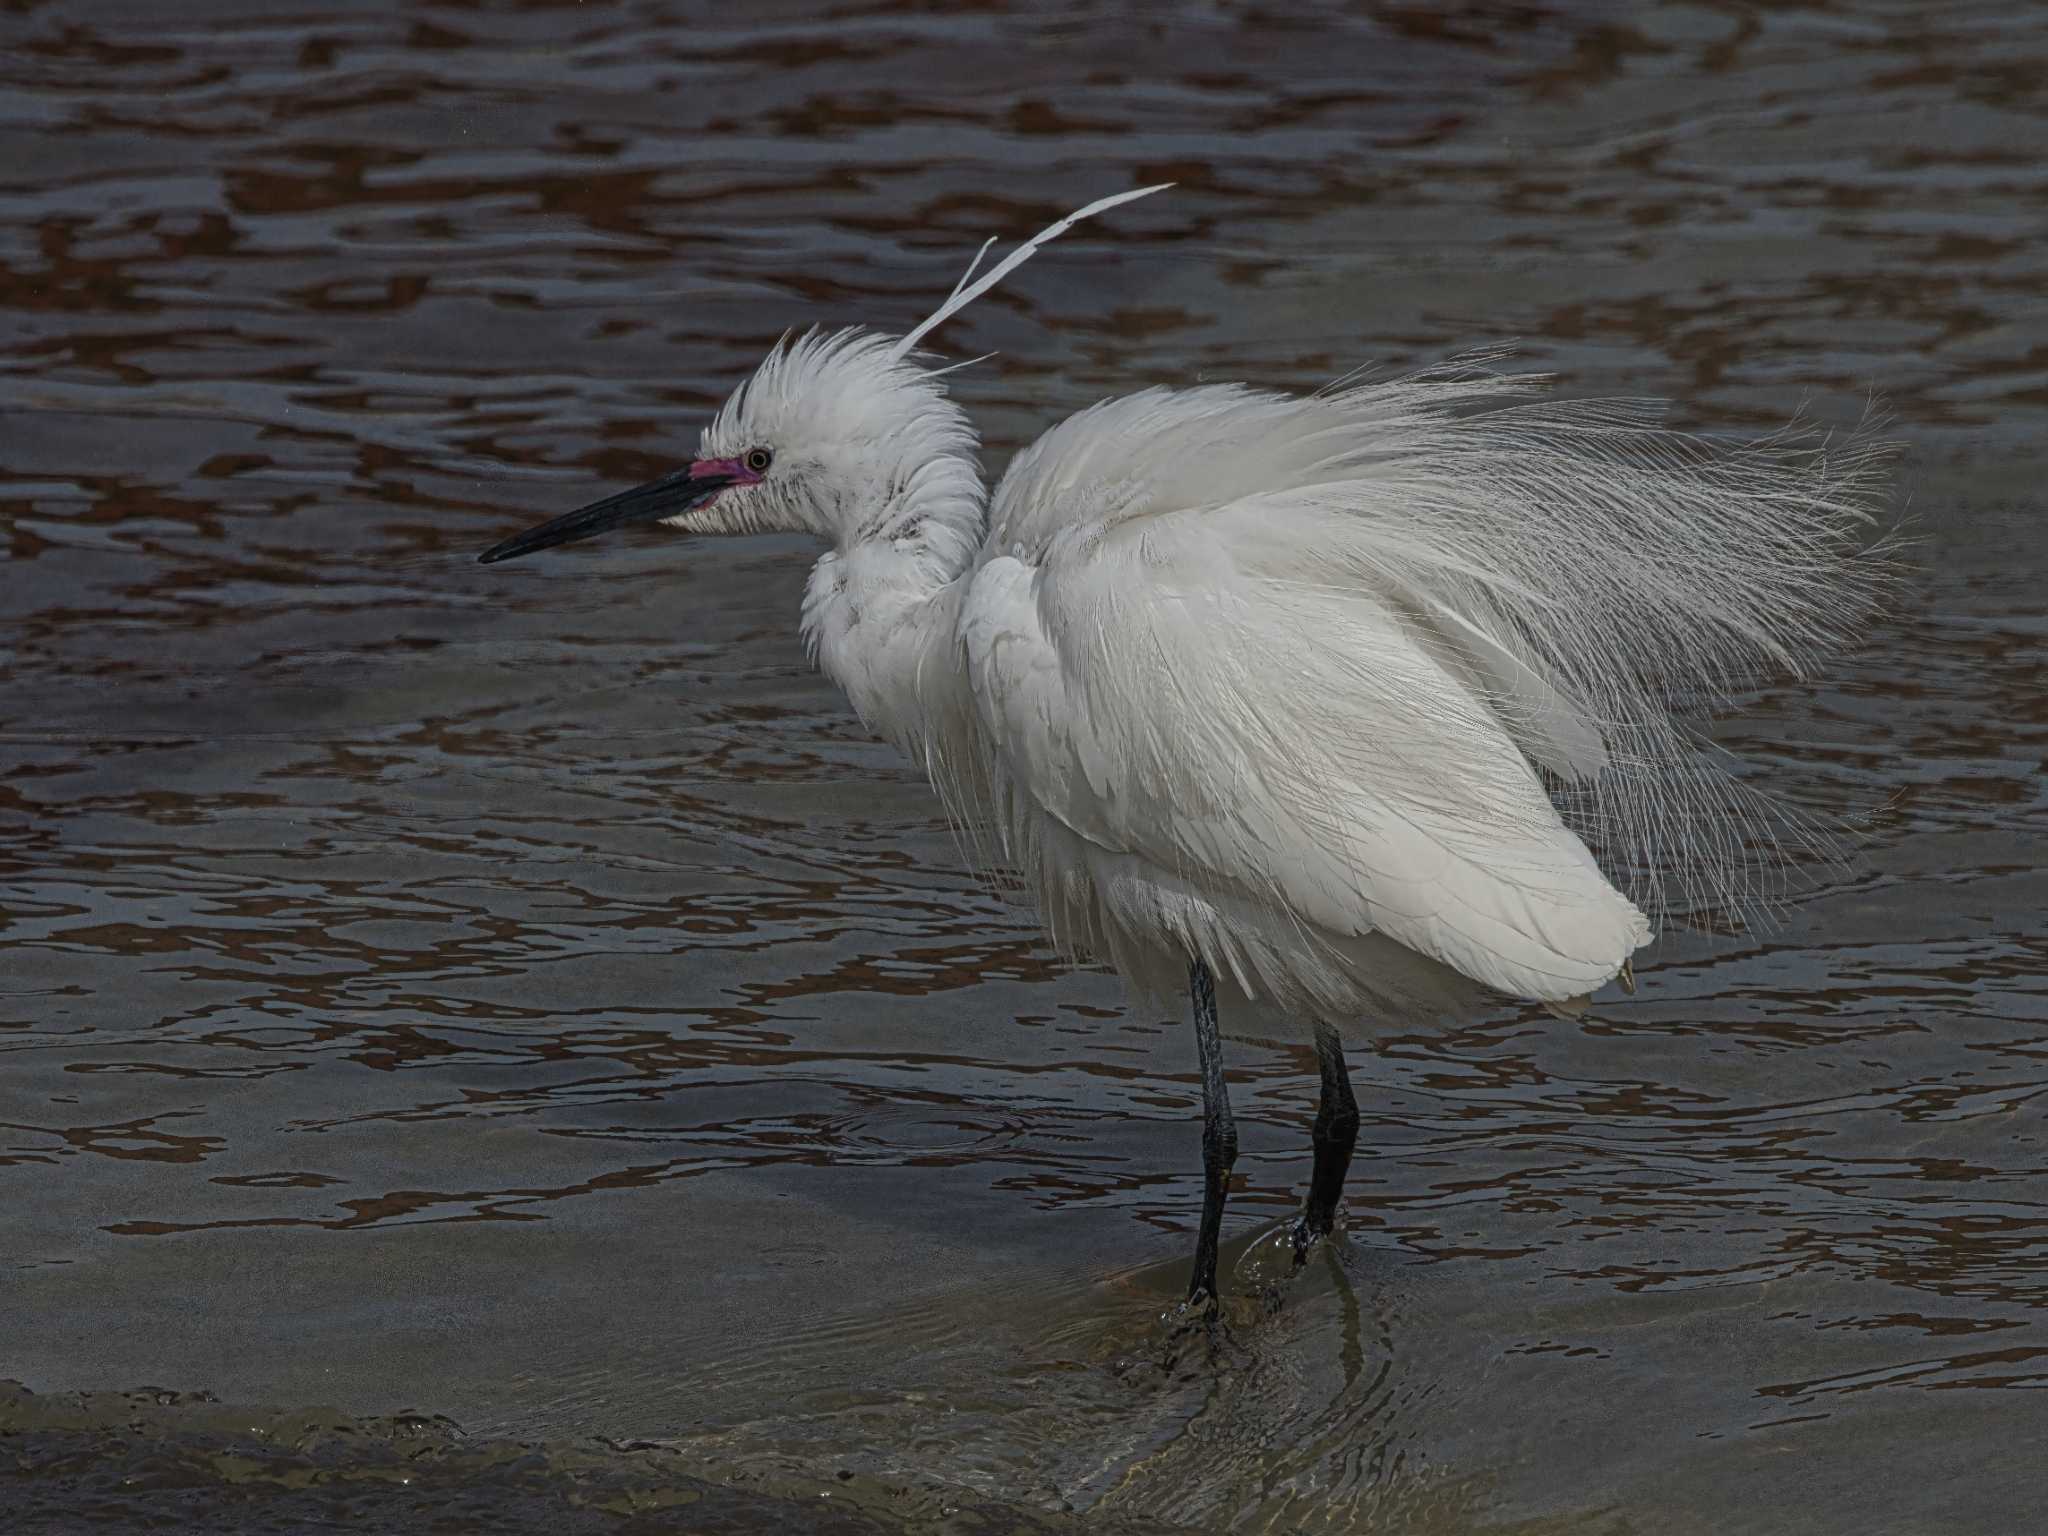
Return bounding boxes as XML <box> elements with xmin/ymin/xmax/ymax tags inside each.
<box><xmin>1288</xmin><ymin>1213</ymin><xmax>1331</xmax><ymax>1266</ymax></box>
<box><xmin>1167</xmin><ymin>1289</ymin><xmax>1227</xmax><ymax>1345</ymax></box>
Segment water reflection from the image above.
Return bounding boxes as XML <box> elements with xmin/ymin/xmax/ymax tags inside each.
<box><xmin>4</xmin><ymin>0</ymin><xmax>2047</xmax><ymax>1531</ymax></box>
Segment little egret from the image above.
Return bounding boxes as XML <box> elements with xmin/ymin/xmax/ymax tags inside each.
<box><xmin>480</xmin><ymin>187</ymin><xmax>1889</xmax><ymax>1306</ymax></box>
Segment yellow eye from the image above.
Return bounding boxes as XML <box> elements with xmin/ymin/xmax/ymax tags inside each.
<box><xmin>744</xmin><ymin>447</ymin><xmax>773</xmax><ymax>474</ymax></box>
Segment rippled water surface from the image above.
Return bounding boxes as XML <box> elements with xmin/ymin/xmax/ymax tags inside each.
<box><xmin>4</xmin><ymin>2</ymin><xmax>2045</xmax><ymax>1531</ymax></box>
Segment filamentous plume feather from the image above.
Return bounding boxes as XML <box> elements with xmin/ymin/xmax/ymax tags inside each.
<box><xmin>901</xmin><ymin>197</ymin><xmax>1887</xmax><ymax>1010</ymax></box>
<box><xmin>899</xmin><ymin>213</ymin><xmax>1886</xmax><ymax>1002</ymax></box>
<box><xmin>982</xmin><ymin>358</ymin><xmax>1894</xmax><ymax>949</ymax></box>
<box><xmin>888</xmin><ymin>184</ymin><xmax>1174</xmax><ymax>362</ymax></box>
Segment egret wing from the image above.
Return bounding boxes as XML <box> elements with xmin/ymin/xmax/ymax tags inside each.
<box><xmin>959</xmin><ymin>505</ymin><xmax>1651</xmax><ymax>1005</ymax></box>
<box><xmin>976</xmin><ymin>363</ymin><xmax>1888</xmax><ymax>933</ymax></box>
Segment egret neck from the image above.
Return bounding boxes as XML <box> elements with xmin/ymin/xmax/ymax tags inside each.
<box><xmin>797</xmin><ymin>398</ymin><xmax>986</xmax><ymax>766</ymax></box>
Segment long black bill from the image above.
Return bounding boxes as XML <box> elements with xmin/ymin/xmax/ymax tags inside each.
<box><xmin>477</xmin><ymin>468</ymin><xmax>734</xmax><ymax>565</ymax></box>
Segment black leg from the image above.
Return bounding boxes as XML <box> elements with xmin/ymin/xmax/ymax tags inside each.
<box><xmin>1292</xmin><ymin>1020</ymin><xmax>1358</xmax><ymax>1264</ymax></box>
<box><xmin>1188</xmin><ymin>957</ymin><xmax>1237</xmax><ymax>1305</ymax></box>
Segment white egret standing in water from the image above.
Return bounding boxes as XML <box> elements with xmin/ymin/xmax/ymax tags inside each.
<box><xmin>480</xmin><ymin>187</ymin><xmax>1889</xmax><ymax>1306</ymax></box>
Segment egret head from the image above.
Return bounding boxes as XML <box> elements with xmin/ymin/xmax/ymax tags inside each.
<box><xmin>477</xmin><ymin>184</ymin><xmax>1169</xmax><ymax>567</ymax></box>
<box><xmin>685</xmin><ymin>329</ymin><xmax>982</xmax><ymax>543</ymax></box>
<box><xmin>477</xmin><ymin>331</ymin><xmax>975</xmax><ymax>564</ymax></box>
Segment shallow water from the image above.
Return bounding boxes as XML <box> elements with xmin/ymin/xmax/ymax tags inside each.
<box><xmin>3</xmin><ymin>1</ymin><xmax>2045</xmax><ymax>1531</ymax></box>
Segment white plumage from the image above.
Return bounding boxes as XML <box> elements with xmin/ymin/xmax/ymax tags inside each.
<box><xmin>685</xmin><ymin>342</ymin><xmax>1886</xmax><ymax>1034</ymax></box>
<box><xmin>488</xmin><ymin>191</ymin><xmax>1894</xmax><ymax>1023</ymax></box>
<box><xmin>936</xmin><ymin>367</ymin><xmax>1889</xmax><ymax>1025</ymax></box>
<box><xmin>480</xmin><ymin>187</ymin><xmax>1891</xmax><ymax>1295</ymax></box>
<box><xmin>545</xmin><ymin>187</ymin><xmax>1887</xmax><ymax>1040</ymax></box>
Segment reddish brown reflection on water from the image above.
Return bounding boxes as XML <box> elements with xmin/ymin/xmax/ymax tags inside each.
<box><xmin>3</xmin><ymin>1</ymin><xmax>2046</xmax><ymax>1531</ymax></box>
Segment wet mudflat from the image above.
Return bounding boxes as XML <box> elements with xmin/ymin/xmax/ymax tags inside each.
<box><xmin>3</xmin><ymin>1</ymin><xmax>2045</xmax><ymax>1531</ymax></box>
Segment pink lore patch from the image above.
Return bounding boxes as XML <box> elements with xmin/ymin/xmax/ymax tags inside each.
<box><xmin>689</xmin><ymin>456</ymin><xmax>763</xmax><ymax>490</ymax></box>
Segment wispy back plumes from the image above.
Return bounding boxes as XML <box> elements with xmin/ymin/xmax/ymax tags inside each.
<box><xmin>990</xmin><ymin>353</ymin><xmax>1900</xmax><ymax>934</ymax></box>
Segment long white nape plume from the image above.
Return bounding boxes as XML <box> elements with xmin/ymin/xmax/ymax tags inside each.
<box><xmin>888</xmin><ymin>184</ymin><xmax>1173</xmax><ymax>361</ymax></box>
